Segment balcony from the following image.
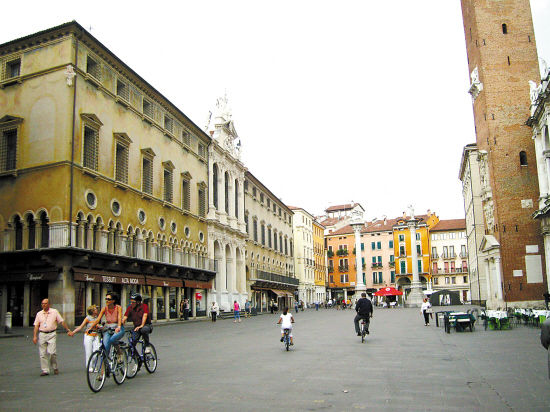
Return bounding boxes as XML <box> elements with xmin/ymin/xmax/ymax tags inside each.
<box><xmin>338</xmin><ymin>265</ymin><xmax>349</xmax><ymax>272</ymax></box>
<box><xmin>441</xmin><ymin>253</ymin><xmax>457</xmax><ymax>260</ymax></box>
<box><xmin>336</xmin><ymin>249</ymin><xmax>349</xmax><ymax>257</ymax></box>
<box><xmin>371</xmin><ymin>262</ymin><xmax>383</xmax><ymax>269</ymax></box>
<box><xmin>254</xmin><ymin>270</ymin><xmax>300</xmax><ymax>286</ymax></box>
<box><xmin>328</xmin><ymin>267</ymin><xmax>334</xmax><ymax>273</ymax></box>
<box><xmin>459</xmin><ymin>252</ymin><xmax>468</xmax><ymax>258</ymax></box>
<box><xmin>431</xmin><ymin>254</ymin><xmax>439</xmax><ymax>259</ymax></box>
<box><xmin>389</xmin><ymin>261</ymin><xmax>395</xmax><ymax>268</ymax></box>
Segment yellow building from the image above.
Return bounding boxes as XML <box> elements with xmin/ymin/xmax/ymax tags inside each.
<box><xmin>313</xmin><ymin>220</ymin><xmax>326</xmax><ymax>302</ymax></box>
<box><xmin>0</xmin><ymin>22</ymin><xmax>215</xmax><ymax>327</ymax></box>
<box><xmin>393</xmin><ymin>211</ymin><xmax>439</xmax><ymax>296</ymax></box>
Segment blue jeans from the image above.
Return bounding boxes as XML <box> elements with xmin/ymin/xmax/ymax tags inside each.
<box><xmin>234</xmin><ymin>310</ymin><xmax>240</xmax><ymax>320</ymax></box>
<box><xmin>103</xmin><ymin>326</ymin><xmax>125</xmax><ymax>354</ymax></box>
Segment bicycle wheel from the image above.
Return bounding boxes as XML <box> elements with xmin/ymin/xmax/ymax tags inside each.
<box><xmin>144</xmin><ymin>343</ymin><xmax>158</xmax><ymax>373</ymax></box>
<box><xmin>112</xmin><ymin>347</ymin><xmax>127</xmax><ymax>385</ymax></box>
<box><xmin>361</xmin><ymin>324</ymin><xmax>365</xmax><ymax>343</ymax></box>
<box><xmin>126</xmin><ymin>345</ymin><xmax>139</xmax><ymax>379</ymax></box>
<box><xmin>87</xmin><ymin>350</ymin><xmax>106</xmax><ymax>393</ymax></box>
<box><xmin>285</xmin><ymin>335</ymin><xmax>290</xmax><ymax>351</ymax></box>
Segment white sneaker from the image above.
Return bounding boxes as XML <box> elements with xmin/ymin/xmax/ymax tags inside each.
<box><xmin>144</xmin><ymin>346</ymin><xmax>151</xmax><ymax>354</ymax></box>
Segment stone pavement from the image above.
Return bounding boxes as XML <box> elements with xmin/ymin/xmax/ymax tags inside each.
<box><xmin>0</xmin><ymin>305</ymin><xmax>548</xmax><ymax>411</ymax></box>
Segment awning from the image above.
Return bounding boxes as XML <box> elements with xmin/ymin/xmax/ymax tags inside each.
<box><xmin>73</xmin><ymin>268</ymin><xmax>145</xmax><ymax>285</ymax></box>
<box><xmin>184</xmin><ymin>279</ymin><xmax>213</xmax><ymax>289</ymax></box>
<box><xmin>145</xmin><ymin>276</ymin><xmax>183</xmax><ymax>288</ymax></box>
<box><xmin>2</xmin><ymin>270</ymin><xmax>59</xmax><ymax>282</ymax></box>
<box><xmin>272</xmin><ymin>289</ymin><xmax>292</xmax><ymax>298</ymax></box>
<box><xmin>373</xmin><ymin>287</ymin><xmax>403</xmax><ymax>296</ymax></box>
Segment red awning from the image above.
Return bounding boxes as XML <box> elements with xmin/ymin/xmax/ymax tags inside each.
<box><xmin>373</xmin><ymin>287</ymin><xmax>403</xmax><ymax>296</ymax></box>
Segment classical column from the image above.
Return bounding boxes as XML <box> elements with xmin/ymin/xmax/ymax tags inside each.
<box><xmin>352</xmin><ymin>223</ymin><xmax>365</xmax><ymax>294</ymax></box>
<box><xmin>164</xmin><ymin>288</ymin><xmax>170</xmax><ymax>320</ymax></box>
<box><xmin>485</xmin><ymin>257</ymin><xmax>493</xmax><ymax>306</ymax></box>
<box><xmin>405</xmin><ymin>207</ymin><xmax>424</xmax><ymax>307</ymax></box>
<box><xmin>494</xmin><ymin>257</ymin><xmax>504</xmax><ymax>301</ymax></box>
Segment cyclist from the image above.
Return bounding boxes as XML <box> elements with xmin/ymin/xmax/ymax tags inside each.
<box><xmin>88</xmin><ymin>292</ymin><xmax>124</xmax><ymax>358</ymax></box>
<box><xmin>122</xmin><ymin>292</ymin><xmax>152</xmax><ymax>348</ymax></box>
<box><xmin>277</xmin><ymin>307</ymin><xmax>295</xmax><ymax>345</ymax></box>
<box><xmin>354</xmin><ymin>292</ymin><xmax>373</xmax><ymax>336</ymax></box>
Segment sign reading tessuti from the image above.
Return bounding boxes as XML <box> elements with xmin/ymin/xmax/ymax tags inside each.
<box><xmin>73</xmin><ymin>270</ymin><xmax>145</xmax><ymax>285</ymax></box>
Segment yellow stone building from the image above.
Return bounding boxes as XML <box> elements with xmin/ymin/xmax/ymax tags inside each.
<box><xmin>0</xmin><ymin>22</ymin><xmax>215</xmax><ymax>327</ymax></box>
<box><xmin>313</xmin><ymin>219</ymin><xmax>327</xmax><ymax>303</ymax></box>
<box><xmin>393</xmin><ymin>212</ymin><xmax>439</xmax><ymax>296</ymax></box>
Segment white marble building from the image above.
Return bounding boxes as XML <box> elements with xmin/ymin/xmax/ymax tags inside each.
<box><xmin>206</xmin><ymin>95</ymin><xmax>248</xmax><ymax>311</ymax></box>
<box><xmin>290</xmin><ymin>207</ymin><xmax>315</xmax><ymax>304</ymax></box>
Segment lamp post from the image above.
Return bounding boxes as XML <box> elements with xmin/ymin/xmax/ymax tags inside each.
<box><xmin>405</xmin><ymin>205</ymin><xmax>425</xmax><ymax>307</ymax></box>
<box><xmin>350</xmin><ymin>205</ymin><xmax>366</xmax><ymax>296</ymax></box>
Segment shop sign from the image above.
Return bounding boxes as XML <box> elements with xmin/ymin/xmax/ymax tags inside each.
<box><xmin>2</xmin><ymin>271</ymin><xmax>59</xmax><ymax>282</ymax></box>
<box><xmin>73</xmin><ymin>269</ymin><xmax>144</xmax><ymax>285</ymax></box>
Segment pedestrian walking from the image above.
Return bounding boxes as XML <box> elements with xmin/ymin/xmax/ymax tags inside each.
<box><xmin>270</xmin><ymin>299</ymin><xmax>275</xmax><ymax>314</ymax></box>
<box><xmin>181</xmin><ymin>298</ymin><xmax>190</xmax><ymax>320</ymax></box>
<box><xmin>68</xmin><ymin>304</ymin><xmax>100</xmax><ymax>367</ymax></box>
<box><xmin>294</xmin><ymin>300</ymin><xmax>299</xmax><ymax>314</ymax></box>
<box><xmin>32</xmin><ymin>298</ymin><xmax>71</xmax><ymax>376</ymax></box>
<box><xmin>245</xmin><ymin>300</ymin><xmax>251</xmax><ymax>318</ymax></box>
<box><xmin>210</xmin><ymin>301</ymin><xmax>219</xmax><ymax>322</ymax></box>
<box><xmin>421</xmin><ymin>298</ymin><xmax>432</xmax><ymax>326</ymax></box>
<box><xmin>233</xmin><ymin>300</ymin><xmax>241</xmax><ymax>323</ymax></box>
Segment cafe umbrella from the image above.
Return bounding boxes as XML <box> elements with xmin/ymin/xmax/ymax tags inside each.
<box><xmin>373</xmin><ymin>287</ymin><xmax>403</xmax><ymax>296</ymax></box>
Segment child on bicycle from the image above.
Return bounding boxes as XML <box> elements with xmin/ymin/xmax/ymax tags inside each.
<box><xmin>277</xmin><ymin>307</ymin><xmax>295</xmax><ymax>345</ymax></box>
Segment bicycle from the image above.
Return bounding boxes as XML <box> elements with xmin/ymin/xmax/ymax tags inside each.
<box><xmin>360</xmin><ymin>319</ymin><xmax>368</xmax><ymax>343</ymax></box>
<box><xmin>282</xmin><ymin>328</ymin><xmax>291</xmax><ymax>351</ymax></box>
<box><xmin>86</xmin><ymin>327</ymin><xmax>128</xmax><ymax>392</ymax></box>
<box><xmin>123</xmin><ymin>329</ymin><xmax>158</xmax><ymax>378</ymax></box>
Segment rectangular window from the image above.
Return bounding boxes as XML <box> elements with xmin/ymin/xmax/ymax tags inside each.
<box><xmin>116</xmin><ymin>79</ymin><xmax>129</xmax><ymax>101</ymax></box>
<box><xmin>445</xmin><ymin>277</ymin><xmax>450</xmax><ymax>284</ymax></box>
<box><xmin>389</xmin><ymin>240</ymin><xmax>393</xmax><ymax>249</ymax></box>
<box><xmin>340</xmin><ymin>274</ymin><xmax>349</xmax><ymax>283</ymax></box>
<box><xmin>142</xmin><ymin>158</ymin><xmax>153</xmax><ymax>195</ymax></box>
<box><xmin>450</xmin><ymin>246</ymin><xmax>455</xmax><ymax>258</ymax></box>
<box><xmin>198</xmin><ymin>186</ymin><xmax>206</xmax><ymax>217</ymax></box>
<box><xmin>416</xmin><ymin>233</ymin><xmax>420</xmax><ymax>240</ymax></box>
<box><xmin>378</xmin><ymin>272</ymin><xmax>383</xmax><ymax>284</ymax></box>
<box><xmin>399</xmin><ymin>235</ymin><xmax>405</xmax><ymax>242</ymax></box>
<box><xmin>83</xmin><ymin>126</ymin><xmax>98</xmax><ymax>170</ymax></box>
<box><xmin>143</xmin><ymin>99</ymin><xmax>153</xmax><ymax>118</ymax></box>
<box><xmin>0</xmin><ymin>128</ymin><xmax>17</xmax><ymax>171</ymax></box>
<box><xmin>182</xmin><ymin>179</ymin><xmax>191</xmax><ymax>211</ymax></box>
<box><xmin>417</xmin><ymin>244</ymin><xmax>421</xmax><ymax>255</ymax></box>
<box><xmin>198</xmin><ymin>143</ymin><xmax>206</xmax><ymax>158</ymax></box>
<box><xmin>377</xmin><ymin>256</ymin><xmax>382</xmax><ymax>264</ymax></box>
<box><xmin>361</xmin><ymin>243</ymin><xmax>364</xmax><ymax>251</ymax></box>
<box><xmin>253</xmin><ymin>221</ymin><xmax>258</xmax><ymax>242</ymax></box>
<box><xmin>443</xmin><ymin>246</ymin><xmax>448</xmax><ymax>258</ymax></box>
<box><xmin>115</xmin><ymin>143</ymin><xmax>128</xmax><ymax>183</ymax></box>
<box><xmin>377</xmin><ymin>241</ymin><xmax>381</xmax><ymax>250</ymax></box>
<box><xmin>390</xmin><ymin>271</ymin><xmax>395</xmax><ymax>283</ymax></box>
<box><xmin>371</xmin><ymin>242</ymin><xmax>376</xmax><ymax>250</ymax></box>
<box><xmin>390</xmin><ymin>255</ymin><xmax>395</xmax><ymax>263</ymax></box>
<box><xmin>6</xmin><ymin>58</ymin><xmax>21</xmax><ymax>79</ymax></box>
<box><xmin>268</xmin><ymin>228</ymin><xmax>272</xmax><ymax>248</ymax></box>
<box><xmin>452</xmin><ymin>276</ymin><xmax>456</xmax><ymax>284</ymax></box>
<box><xmin>434</xmin><ymin>277</ymin><xmax>439</xmax><ymax>285</ymax></box>
<box><xmin>163</xmin><ymin>169</ymin><xmax>173</xmax><ymax>203</ymax></box>
<box><xmin>418</xmin><ymin>259</ymin><xmax>422</xmax><ymax>273</ymax></box>
<box><xmin>400</xmin><ymin>260</ymin><xmax>406</xmax><ymax>274</ymax></box>
<box><xmin>329</xmin><ymin>275</ymin><xmax>334</xmax><ymax>284</ymax></box>
<box><xmin>432</xmin><ymin>247</ymin><xmax>437</xmax><ymax>258</ymax></box>
<box><xmin>372</xmin><ymin>273</ymin><xmax>377</xmax><ymax>284</ymax></box>
<box><xmin>86</xmin><ymin>55</ymin><xmax>101</xmax><ymax>80</ymax></box>
<box><xmin>399</xmin><ymin>245</ymin><xmax>405</xmax><ymax>256</ymax></box>
<box><xmin>463</xmin><ymin>276</ymin><xmax>468</xmax><ymax>283</ymax></box>
<box><xmin>372</xmin><ymin>256</ymin><xmax>376</xmax><ymax>264</ymax></box>
<box><xmin>164</xmin><ymin>115</ymin><xmax>173</xmax><ymax>133</ymax></box>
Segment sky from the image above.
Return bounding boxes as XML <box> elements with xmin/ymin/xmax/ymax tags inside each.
<box><xmin>2</xmin><ymin>1</ymin><xmax>549</xmax><ymax>221</ymax></box>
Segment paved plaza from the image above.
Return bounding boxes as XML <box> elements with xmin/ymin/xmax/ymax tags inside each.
<box><xmin>0</xmin><ymin>306</ymin><xmax>548</xmax><ymax>411</ymax></box>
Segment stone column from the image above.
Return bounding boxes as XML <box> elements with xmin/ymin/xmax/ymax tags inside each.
<box><xmin>151</xmin><ymin>287</ymin><xmax>157</xmax><ymax>321</ymax></box>
<box><xmin>23</xmin><ymin>282</ymin><xmax>30</xmax><ymax>327</ymax></box>
<box><xmin>3</xmin><ymin>227</ymin><xmax>13</xmax><ymax>251</ymax></box>
<box><xmin>86</xmin><ymin>283</ymin><xmax>92</xmax><ymax>309</ymax></box>
<box><xmin>485</xmin><ymin>258</ymin><xmax>493</xmax><ymax>306</ymax></box>
<box><xmin>98</xmin><ymin>227</ymin><xmax>109</xmax><ymax>253</ymax></box>
<box><xmin>208</xmin><ymin>156</ymin><xmax>216</xmax><ymax>219</ymax></box>
<box><xmin>22</xmin><ymin>221</ymin><xmax>29</xmax><ymax>250</ymax></box>
<box><xmin>164</xmin><ymin>288</ymin><xmax>170</xmax><ymax>320</ymax></box>
<box><xmin>352</xmin><ymin>223</ymin><xmax>365</xmax><ymax>295</ymax></box>
<box><xmin>405</xmin><ymin>214</ymin><xmax>424</xmax><ymax>307</ymax></box>
<box><xmin>494</xmin><ymin>257</ymin><xmax>504</xmax><ymax>302</ymax></box>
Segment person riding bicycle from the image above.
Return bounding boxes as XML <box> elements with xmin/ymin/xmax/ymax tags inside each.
<box><xmin>87</xmin><ymin>292</ymin><xmax>125</xmax><ymax>360</ymax></box>
<box><xmin>122</xmin><ymin>292</ymin><xmax>152</xmax><ymax>349</ymax></box>
<box><xmin>277</xmin><ymin>307</ymin><xmax>295</xmax><ymax>345</ymax></box>
<box><xmin>354</xmin><ymin>292</ymin><xmax>373</xmax><ymax>336</ymax></box>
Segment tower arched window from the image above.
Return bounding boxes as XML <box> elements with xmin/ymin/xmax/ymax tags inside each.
<box><xmin>502</xmin><ymin>23</ymin><xmax>508</xmax><ymax>34</ymax></box>
<box><xmin>14</xmin><ymin>215</ymin><xmax>23</xmax><ymax>250</ymax></box>
<box><xmin>26</xmin><ymin>214</ymin><xmax>35</xmax><ymax>249</ymax></box>
<box><xmin>213</xmin><ymin>164</ymin><xmax>218</xmax><ymax>209</ymax></box>
<box><xmin>224</xmin><ymin>172</ymin><xmax>229</xmax><ymax>214</ymax></box>
<box><xmin>519</xmin><ymin>151</ymin><xmax>528</xmax><ymax>166</ymax></box>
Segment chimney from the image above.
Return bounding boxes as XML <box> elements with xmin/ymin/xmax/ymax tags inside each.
<box><xmin>427</xmin><ymin>209</ymin><xmax>431</xmax><ymax>216</ymax></box>
<box><xmin>403</xmin><ymin>211</ymin><xmax>406</xmax><ymax>219</ymax></box>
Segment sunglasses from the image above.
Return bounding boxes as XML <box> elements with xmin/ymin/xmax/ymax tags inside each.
<box><xmin>105</xmin><ymin>297</ymin><xmax>114</xmax><ymax>301</ymax></box>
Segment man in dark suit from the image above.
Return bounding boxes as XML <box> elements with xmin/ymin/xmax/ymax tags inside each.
<box><xmin>354</xmin><ymin>293</ymin><xmax>373</xmax><ymax>336</ymax></box>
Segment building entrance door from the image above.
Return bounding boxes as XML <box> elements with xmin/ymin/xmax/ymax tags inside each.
<box><xmin>28</xmin><ymin>280</ymin><xmax>48</xmax><ymax>325</ymax></box>
<box><xmin>7</xmin><ymin>283</ymin><xmax>24</xmax><ymax>326</ymax></box>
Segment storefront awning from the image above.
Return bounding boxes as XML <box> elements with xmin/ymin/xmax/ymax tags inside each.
<box><xmin>184</xmin><ymin>279</ymin><xmax>213</xmax><ymax>289</ymax></box>
<box><xmin>2</xmin><ymin>270</ymin><xmax>59</xmax><ymax>282</ymax></box>
<box><xmin>73</xmin><ymin>268</ymin><xmax>145</xmax><ymax>285</ymax></box>
<box><xmin>272</xmin><ymin>289</ymin><xmax>292</xmax><ymax>298</ymax></box>
<box><xmin>145</xmin><ymin>276</ymin><xmax>183</xmax><ymax>288</ymax></box>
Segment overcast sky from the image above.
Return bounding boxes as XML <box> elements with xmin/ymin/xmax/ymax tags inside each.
<box><xmin>2</xmin><ymin>1</ymin><xmax>549</xmax><ymax>221</ymax></box>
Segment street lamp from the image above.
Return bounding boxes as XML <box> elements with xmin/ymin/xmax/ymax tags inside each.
<box><xmin>350</xmin><ymin>205</ymin><xmax>366</xmax><ymax>295</ymax></box>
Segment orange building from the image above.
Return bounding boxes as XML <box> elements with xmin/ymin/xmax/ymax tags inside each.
<box><xmin>326</xmin><ymin>229</ymin><xmax>358</xmax><ymax>302</ymax></box>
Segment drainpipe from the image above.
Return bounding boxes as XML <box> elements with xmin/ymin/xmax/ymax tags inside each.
<box><xmin>68</xmin><ymin>34</ymin><xmax>79</xmax><ymax>247</ymax></box>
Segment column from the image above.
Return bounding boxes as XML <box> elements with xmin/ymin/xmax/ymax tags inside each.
<box><xmin>164</xmin><ymin>288</ymin><xmax>170</xmax><ymax>319</ymax></box>
<box><xmin>98</xmin><ymin>227</ymin><xmax>109</xmax><ymax>253</ymax></box>
<box><xmin>405</xmin><ymin>216</ymin><xmax>424</xmax><ymax>307</ymax></box>
<box><xmin>352</xmin><ymin>224</ymin><xmax>365</xmax><ymax>294</ymax></box>
<box><xmin>494</xmin><ymin>257</ymin><xmax>504</xmax><ymax>301</ymax></box>
<box><xmin>22</xmin><ymin>221</ymin><xmax>29</xmax><ymax>250</ymax></box>
<box><xmin>85</xmin><ymin>283</ymin><xmax>92</xmax><ymax>309</ymax></box>
<box><xmin>192</xmin><ymin>289</ymin><xmax>197</xmax><ymax>318</ymax></box>
<box><xmin>485</xmin><ymin>258</ymin><xmax>493</xmax><ymax>306</ymax></box>
<box><xmin>208</xmin><ymin>158</ymin><xmax>216</xmax><ymax>219</ymax></box>
<box><xmin>238</xmin><ymin>178</ymin><xmax>246</xmax><ymax>232</ymax></box>
<box><xmin>151</xmin><ymin>287</ymin><xmax>157</xmax><ymax>321</ymax></box>
<box><xmin>23</xmin><ymin>282</ymin><xmax>30</xmax><ymax>327</ymax></box>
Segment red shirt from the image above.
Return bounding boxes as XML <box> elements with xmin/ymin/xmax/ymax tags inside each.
<box><xmin>124</xmin><ymin>303</ymin><xmax>150</xmax><ymax>326</ymax></box>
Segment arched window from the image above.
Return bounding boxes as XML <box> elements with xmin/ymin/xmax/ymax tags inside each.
<box><xmin>213</xmin><ymin>164</ymin><xmax>219</xmax><ymax>209</ymax></box>
<box><xmin>502</xmin><ymin>23</ymin><xmax>508</xmax><ymax>34</ymax></box>
<box><xmin>234</xmin><ymin>178</ymin><xmax>239</xmax><ymax>218</ymax></box>
<box><xmin>520</xmin><ymin>151</ymin><xmax>528</xmax><ymax>166</ymax></box>
<box><xmin>26</xmin><ymin>214</ymin><xmax>35</xmax><ymax>249</ymax></box>
<box><xmin>39</xmin><ymin>211</ymin><xmax>49</xmax><ymax>248</ymax></box>
<box><xmin>14</xmin><ymin>215</ymin><xmax>23</xmax><ymax>250</ymax></box>
<box><xmin>224</xmin><ymin>172</ymin><xmax>229</xmax><ymax>214</ymax></box>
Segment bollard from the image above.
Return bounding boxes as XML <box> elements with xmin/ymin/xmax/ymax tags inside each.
<box><xmin>5</xmin><ymin>312</ymin><xmax>12</xmax><ymax>334</ymax></box>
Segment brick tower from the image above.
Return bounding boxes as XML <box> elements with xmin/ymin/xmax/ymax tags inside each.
<box><xmin>460</xmin><ymin>0</ymin><xmax>547</xmax><ymax>305</ymax></box>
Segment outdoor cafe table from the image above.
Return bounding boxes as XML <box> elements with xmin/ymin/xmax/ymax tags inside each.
<box><xmin>484</xmin><ymin>310</ymin><xmax>510</xmax><ymax>330</ymax></box>
<box><xmin>445</xmin><ymin>312</ymin><xmax>475</xmax><ymax>333</ymax></box>
<box><xmin>532</xmin><ymin>310</ymin><xmax>550</xmax><ymax>325</ymax></box>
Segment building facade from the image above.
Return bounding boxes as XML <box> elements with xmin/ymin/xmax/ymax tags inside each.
<box><xmin>529</xmin><ymin>62</ymin><xmax>550</xmax><ymax>297</ymax></box>
<box><xmin>206</xmin><ymin>95</ymin><xmax>248</xmax><ymax>312</ymax></box>
<box><xmin>460</xmin><ymin>143</ymin><xmax>490</xmax><ymax>305</ymax></box>
<box><xmin>460</xmin><ymin>0</ymin><xmax>547</xmax><ymax>307</ymax></box>
<box><xmin>0</xmin><ymin>23</ymin><xmax>215</xmax><ymax>327</ymax></box>
<box><xmin>394</xmin><ymin>212</ymin><xmax>439</xmax><ymax>297</ymax></box>
<box><xmin>363</xmin><ymin>218</ymin><xmax>398</xmax><ymax>296</ymax></box>
<box><xmin>430</xmin><ymin>219</ymin><xmax>471</xmax><ymax>302</ymax></box>
<box><xmin>245</xmin><ymin>173</ymin><xmax>297</xmax><ymax>311</ymax></box>
<box><xmin>326</xmin><ymin>229</ymin><xmax>356</xmax><ymax>302</ymax></box>
<box><xmin>313</xmin><ymin>220</ymin><xmax>327</xmax><ymax>303</ymax></box>
<box><xmin>290</xmin><ymin>207</ymin><xmax>315</xmax><ymax>305</ymax></box>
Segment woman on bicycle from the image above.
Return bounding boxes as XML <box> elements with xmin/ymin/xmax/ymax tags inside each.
<box><xmin>88</xmin><ymin>292</ymin><xmax>125</xmax><ymax>357</ymax></box>
<box><xmin>277</xmin><ymin>307</ymin><xmax>295</xmax><ymax>345</ymax></box>
<box><xmin>68</xmin><ymin>304</ymin><xmax>100</xmax><ymax>366</ymax></box>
